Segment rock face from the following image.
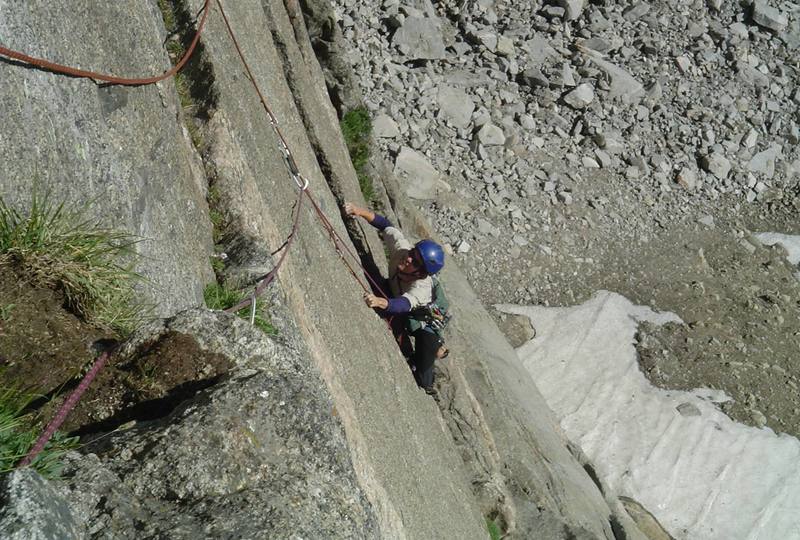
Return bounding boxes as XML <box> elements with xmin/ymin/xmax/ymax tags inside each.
<box><xmin>0</xmin><ymin>0</ymin><xmax>484</xmax><ymax>537</ymax></box>
<box><xmin>152</xmin><ymin>1</ymin><xmax>484</xmax><ymax>536</ymax></box>
<box><xmin>0</xmin><ymin>0</ymin><xmax>676</xmax><ymax>538</ymax></box>
<box><xmin>296</xmin><ymin>0</ymin><xmax>364</xmax><ymax>114</ymax></box>
<box><xmin>1</xmin><ymin>310</ymin><xmax>379</xmax><ymax>539</ymax></box>
<box><xmin>0</xmin><ymin>1</ymin><xmax>214</xmax><ymax>317</ymax></box>
<box><xmin>384</xmin><ymin>189</ymin><xmax>645</xmax><ymax>539</ymax></box>
<box><xmin>0</xmin><ymin>469</ymin><xmax>82</xmax><ymax>540</ymax></box>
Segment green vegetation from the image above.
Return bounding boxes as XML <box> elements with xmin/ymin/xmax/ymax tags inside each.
<box><xmin>203</xmin><ymin>283</ymin><xmax>277</xmax><ymax>335</ymax></box>
<box><xmin>157</xmin><ymin>0</ymin><xmax>210</xmax><ymax>152</ymax></box>
<box><xmin>0</xmin><ymin>386</ymin><xmax>78</xmax><ymax>479</ymax></box>
<box><xmin>174</xmin><ymin>72</ymin><xmax>193</xmax><ymax>111</ymax></box>
<box><xmin>207</xmin><ymin>185</ymin><xmax>224</xmax><ymax>245</ymax></box>
<box><xmin>209</xmin><ymin>256</ymin><xmax>225</xmax><ymax>277</ymax></box>
<box><xmin>174</xmin><ymin>72</ymin><xmax>204</xmax><ymax>149</ymax></box>
<box><xmin>486</xmin><ymin>517</ymin><xmax>502</xmax><ymax>540</ymax></box>
<box><xmin>0</xmin><ymin>303</ymin><xmax>13</xmax><ymax>321</ymax></box>
<box><xmin>0</xmin><ymin>193</ymin><xmax>147</xmax><ymax>336</ymax></box>
<box><xmin>341</xmin><ymin>107</ymin><xmax>376</xmax><ymax>203</ymax></box>
<box><xmin>157</xmin><ymin>0</ymin><xmax>177</xmax><ymax>34</ymax></box>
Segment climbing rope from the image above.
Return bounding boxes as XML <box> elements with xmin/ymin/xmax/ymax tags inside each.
<box><xmin>307</xmin><ymin>192</ymin><xmax>390</xmax><ymax>298</ymax></box>
<box><xmin>213</xmin><ymin>0</ymin><xmax>391</xmax><ymax>303</ymax></box>
<box><xmin>18</xmin><ymin>352</ymin><xmax>111</xmax><ymax>468</ymax></box>
<box><xmin>214</xmin><ymin>0</ymin><xmax>306</xmax><ymax>188</ymax></box>
<box><xmin>11</xmin><ymin>0</ymin><xmax>391</xmax><ymax>468</ymax></box>
<box><xmin>224</xmin><ymin>186</ymin><xmax>306</xmax><ymax>315</ymax></box>
<box><xmin>0</xmin><ymin>0</ymin><xmax>212</xmax><ymax>86</ymax></box>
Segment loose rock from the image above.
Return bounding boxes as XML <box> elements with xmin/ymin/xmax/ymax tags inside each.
<box><xmin>392</xmin><ymin>17</ymin><xmax>447</xmax><ymax>60</ymax></box>
<box><xmin>437</xmin><ymin>85</ymin><xmax>475</xmax><ymax>129</ymax></box>
<box><xmin>476</xmin><ymin>123</ymin><xmax>506</xmax><ymax>146</ymax></box>
<box><xmin>700</xmin><ymin>153</ymin><xmax>732</xmax><ymax>180</ymax></box>
<box><xmin>394</xmin><ymin>146</ymin><xmax>441</xmax><ymax>199</ymax></box>
<box><xmin>752</xmin><ymin>2</ymin><xmax>788</xmax><ymax>33</ymax></box>
<box><xmin>373</xmin><ymin>113</ymin><xmax>401</xmax><ymax>138</ymax></box>
<box><xmin>563</xmin><ymin>83</ymin><xmax>595</xmax><ymax>109</ymax></box>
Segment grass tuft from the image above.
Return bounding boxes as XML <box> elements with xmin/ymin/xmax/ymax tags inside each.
<box><xmin>0</xmin><ymin>386</ymin><xmax>78</xmax><ymax>479</ymax></box>
<box><xmin>486</xmin><ymin>517</ymin><xmax>502</xmax><ymax>540</ymax></box>
<box><xmin>207</xmin><ymin>185</ymin><xmax>224</xmax><ymax>245</ymax></box>
<box><xmin>209</xmin><ymin>256</ymin><xmax>225</xmax><ymax>277</ymax></box>
<box><xmin>0</xmin><ymin>192</ymin><xmax>148</xmax><ymax>336</ymax></box>
<box><xmin>341</xmin><ymin>108</ymin><xmax>376</xmax><ymax>203</ymax></box>
<box><xmin>203</xmin><ymin>283</ymin><xmax>277</xmax><ymax>335</ymax></box>
<box><xmin>157</xmin><ymin>0</ymin><xmax>177</xmax><ymax>34</ymax></box>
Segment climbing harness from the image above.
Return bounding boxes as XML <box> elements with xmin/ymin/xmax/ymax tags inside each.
<box><xmin>407</xmin><ymin>276</ymin><xmax>451</xmax><ymax>334</ymax></box>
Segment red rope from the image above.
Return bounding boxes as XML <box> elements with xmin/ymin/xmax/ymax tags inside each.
<box><xmin>225</xmin><ymin>187</ymin><xmax>306</xmax><ymax>314</ymax></box>
<box><xmin>19</xmin><ymin>352</ymin><xmax>111</xmax><ymax>468</ymax></box>
<box><xmin>0</xmin><ymin>0</ymin><xmax>212</xmax><ymax>86</ymax></box>
<box><xmin>12</xmin><ymin>3</ymin><xmax>214</xmax><ymax>469</ymax></box>
<box><xmin>306</xmin><ymin>192</ymin><xmax>390</xmax><ymax>299</ymax></box>
<box><xmin>304</xmin><ymin>192</ymin><xmax>402</xmax><ymax>346</ymax></box>
<box><xmin>214</xmin><ymin>0</ymin><xmax>299</xmax><ymax>175</ymax></box>
<box><xmin>13</xmin><ymin>0</ymin><xmax>395</xmax><ymax>469</ymax></box>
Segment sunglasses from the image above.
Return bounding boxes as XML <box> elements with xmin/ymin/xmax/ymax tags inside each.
<box><xmin>409</xmin><ymin>248</ymin><xmax>424</xmax><ymax>269</ymax></box>
<box><xmin>406</xmin><ymin>249</ymin><xmax>429</xmax><ymax>277</ymax></box>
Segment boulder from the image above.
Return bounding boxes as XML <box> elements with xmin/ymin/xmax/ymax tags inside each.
<box><xmin>580</xmin><ymin>48</ymin><xmax>644</xmax><ymax>103</ymax></box>
<box><xmin>496</xmin><ymin>35</ymin><xmax>516</xmax><ymax>57</ymax></box>
<box><xmin>563</xmin><ymin>83</ymin><xmax>595</xmax><ymax>109</ymax></box>
<box><xmin>619</xmin><ymin>497</ymin><xmax>674</xmax><ymax>540</ymax></box>
<box><xmin>519</xmin><ymin>67</ymin><xmax>551</xmax><ymax>89</ymax></box>
<box><xmin>676</xmin><ymin>167</ymin><xmax>698</xmax><ymax>190</ymax></box>
<box><xmin>437</xmin><ymin>85</ymin><xmax>475</xmax><ymax>129</ymax></box>
<box><xmin>747</xmin><ymin>145</ymin><xmax>781</xmax><ymax>178</ymax></box>
<box><xmin>752</xmin><ymin>2</ymin><xmax>788</xmax><ymax>33</ymax></box>
<box><xmin>392</xmin><ymin>17</ymin><xmax>447</xmax><ymax>60</ymax></box>
<box><xmin>623</xmin><ymin>2</ymin><xmax>651</xmax><ymax>21</ymax></box>
<box><xmin>394</xmin><ymin>146</ymin><xmax>442</xmax><ymax>198</ymax></box>
<box><xmin>523</xmin><ymin>36</ymin><xmax>557</xmax><ymax>67</ymax></box>
<box><xmin>700</xmin><ymin>152</ymin><xmax>732</xmax><ymax>179</ymax></box>
<box><xmin>476</xmin><ymin>123</ymin><xmax>506</xmax><ymax>146</ymax></box>
<box><xmin>737</xmin><ymin>63</ymin><xmax>771</xmax><ymax>88</ymax></box>
<box><xmin>373</xmin><ymin>113</ymin><xmax>401</xmax><ymax>138</ymax></box>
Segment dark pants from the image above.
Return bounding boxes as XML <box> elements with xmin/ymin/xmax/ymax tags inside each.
<box><xmin>409</xmin><ymin>328</ymin><xmax>442</xmax><ymax>389</ymax></box>
<box><xmin>365</xmin><ymin>266</ymin><xmax>440</xmax><ymax>391</ymax></box>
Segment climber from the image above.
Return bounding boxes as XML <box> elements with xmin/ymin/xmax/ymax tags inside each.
<box><xmin>344</xmin><ymin>202</ymin><xmax>449</xmax><ymax>392</ymax></box>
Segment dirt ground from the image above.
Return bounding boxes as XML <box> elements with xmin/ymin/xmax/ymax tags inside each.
<box><xmin>484</xmin><ymin>187</ymin><xmax>800</xmax><ymax>439</ymax></box>
<box><xmin>0</xmin><ymin>267</ymin><xmax>232</xmax><ymax>437</ymax></box>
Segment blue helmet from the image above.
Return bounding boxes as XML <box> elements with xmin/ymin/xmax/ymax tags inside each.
<box><xmin>415</xmin><ymin>239</ymin><xmax>445</xmax><ymax>275</ymax></box>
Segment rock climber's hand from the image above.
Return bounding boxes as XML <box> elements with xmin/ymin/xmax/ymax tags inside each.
<box><xmin>344</xmin><ymin>202</ymin><xmax>359</xmax><ymax>217</ymax></box>
<box><xmin>364</xmin><ymin>293</ymin><xmax>388</xmax><ymax>310</ymax></box>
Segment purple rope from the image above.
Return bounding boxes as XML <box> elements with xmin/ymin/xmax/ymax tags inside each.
<box><xmin>225</xmin><ymin>188</ymin><xmax>306</xmax><ymax>314</ymax></box>
<box><xmin>19</xmin><ymin>351</ymin><xmax>111</xmax><ymax>468</ymax></box>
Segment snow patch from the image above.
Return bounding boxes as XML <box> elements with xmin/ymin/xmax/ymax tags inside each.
<box><xmin>497</xmin><ymin>291</ymin><xmax>800</xmax><ymax>540</ymax></box>
<box><xmin>755</xmin><ymin>232</ymin><xmax>800</xmax><ymax>264</ymax></box>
